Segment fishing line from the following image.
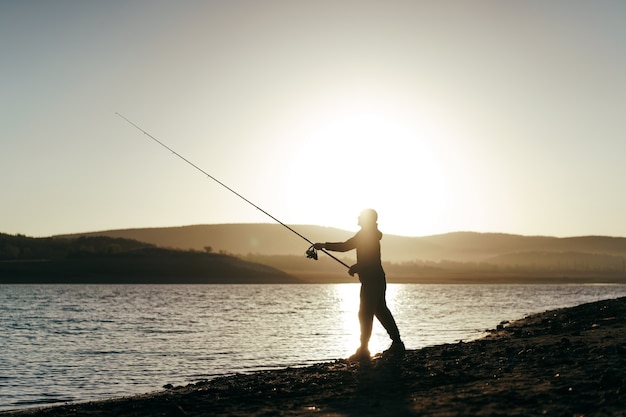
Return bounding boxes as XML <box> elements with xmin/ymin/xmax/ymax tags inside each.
<box><xmin>115</xmin><ymin>112</ymin><xmax>349</xmax><ymax>269</ymax></box>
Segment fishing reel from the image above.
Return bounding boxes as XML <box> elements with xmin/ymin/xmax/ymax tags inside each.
<box><xmin>305</xmin><ymin>245</ymin><xmax>318</xmax><ymax>261</ymax></box>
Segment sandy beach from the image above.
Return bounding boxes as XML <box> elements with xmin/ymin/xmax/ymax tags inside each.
<box><xmin>2</xmin><ymin>296</ymin><xmax>625</xmax><ymax>417</ymax></box>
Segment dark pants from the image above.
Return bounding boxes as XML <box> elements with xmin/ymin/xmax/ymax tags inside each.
<box><xmin>359</xmin><ymin>279</ymin><xmax>401</xmax><ymax>347</ymax></box>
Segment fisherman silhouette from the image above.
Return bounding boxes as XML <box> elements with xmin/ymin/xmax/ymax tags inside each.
<box><xmin>314</xmin><ymin>209</ymin><xmax>405</xmax><ymax>360</ymax></box>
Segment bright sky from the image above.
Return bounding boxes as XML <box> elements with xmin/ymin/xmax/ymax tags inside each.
<box><xmin>2</xmin><ymin>1</ymin><xmax>625</xmax><ymax>238</ymax></box>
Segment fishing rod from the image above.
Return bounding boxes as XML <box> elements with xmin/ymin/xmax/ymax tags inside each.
<box><xmin>115</xmin><ymin>112</ymin><xmax>350</xmax><ymax>269</ymax></box>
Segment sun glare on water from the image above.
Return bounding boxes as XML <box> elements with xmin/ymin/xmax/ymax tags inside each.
<box><xmin>288</xmin><ymin>112</ymin><xmax>445</xmax><ymax>237</ymax></box>
<box><xmin>334</xmin><ymin>283</ymin><xmax>401</xmax><ymax>356</ymax></box>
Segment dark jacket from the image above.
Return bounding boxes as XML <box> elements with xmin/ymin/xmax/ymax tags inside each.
<box><xmin>325</xmin><ymin>227</ymin><xmax>385</xmax><ymax>283</ymax></box>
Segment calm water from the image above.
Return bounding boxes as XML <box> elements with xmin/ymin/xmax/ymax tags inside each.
<box><xmin>1</xmin><ymin>283</ymin><xmax>626</xmax><ymax>411</ymax></box>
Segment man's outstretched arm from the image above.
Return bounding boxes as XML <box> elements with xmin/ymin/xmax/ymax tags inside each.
<box><xmin>314</xmin><ymin>237</ymin><xmax>356</xmax><ymax>252</ymax></box>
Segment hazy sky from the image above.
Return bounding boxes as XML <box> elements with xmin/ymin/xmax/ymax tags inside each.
<box><xmin>2</xmin><ymin>1</ymin><xmax>625</xmax><ymax>238</ymax></box>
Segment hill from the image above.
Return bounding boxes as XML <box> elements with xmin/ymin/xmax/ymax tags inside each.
<box><xmin>63</xmin><ymin>224</ymin><xmax>626</xmax><ymax>263</ymax></box>
<box><xmin>61</xmin><ymin>224</ymin><xmax>626</xmax><ymax>283</ymax></box>
<box><xmin>60</xmin><ymin>224</ymin><xmax>358</xmax><ymax>258</ymax></box>
<box><xmin>0</xmin><ymin>233</ymin><xmax>299</xmax><ymax>284</ymax></box>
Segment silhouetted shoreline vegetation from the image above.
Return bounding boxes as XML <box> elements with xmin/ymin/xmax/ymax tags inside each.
<box><xmin>242</xmin><ymin>253</ymin><xmax>626</xmax><ymax>284</ymax></box>
<box><xmin>0</xmin><ymin>234</ymin><xmax>298</xmax><ymax>284</ymax></box>
<box><xmin>3</xmin><ymin>228</ymin><xmax>626</xmax><ymax>284</ymax></box>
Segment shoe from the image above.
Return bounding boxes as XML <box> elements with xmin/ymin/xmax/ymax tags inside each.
<box><xmin>383</xmin><ymin>340</ymin><xmax>405</xmax><ymax>356</ymax></box>
<box><xmin>348</xmin><ymin>347</ymin><xmax>371</xmax><ymax>361</ymax></box>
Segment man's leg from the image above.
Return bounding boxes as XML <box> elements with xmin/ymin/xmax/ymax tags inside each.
<box><xmin>374</xmin><ymin>283</ymin><xmax>405</xmax><ymax>354</ymax></box>
<box><xmin>357</xmin><ymin>283</ymin><xmax>377</xmax><ymax>354</ymax></box>
<box><xmin>375</xmin><ymin>302</ymin><xmax>401</xmax><ymax>343</ymax></box>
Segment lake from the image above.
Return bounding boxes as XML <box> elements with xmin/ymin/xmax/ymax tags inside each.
<box><xmin>2</xmin><ymin>283</ymin><xmax>626</xmax><ymax>411</ymax></box>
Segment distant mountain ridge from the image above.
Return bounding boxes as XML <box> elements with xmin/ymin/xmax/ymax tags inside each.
<box><xmin>60</xmin><ymin>224</ymin><xmax>626</xmax><ymax>264</ymax></box>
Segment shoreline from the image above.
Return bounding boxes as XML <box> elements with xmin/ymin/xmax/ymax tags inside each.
<box><xmin>2</xmin><ymin>297</ymin><xmax>625</xmax><ymax>416</ymax></box>
<box><xmin>292</xmin><ymin>271</ymin><xmax>626</xmax><ymax>284</ymax></box>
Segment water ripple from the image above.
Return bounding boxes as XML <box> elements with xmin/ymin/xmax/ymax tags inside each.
<box><xmin>1</xmin><ymin>283</ymin><xmax>626</xmax><ymax>411</ymax></box>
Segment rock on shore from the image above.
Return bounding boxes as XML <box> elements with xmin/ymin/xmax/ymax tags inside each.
<box><xmin>3</xmin><ymin>297</ymin><xmax>625</xmax><ymax>417</ymax></box>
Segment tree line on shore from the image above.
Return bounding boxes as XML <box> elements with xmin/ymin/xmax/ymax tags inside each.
<box><xmin>0</xmin><ymin>233</ymin><xmax>298</xmax><ymax>284</ymax></box>
<box><xmin>2</xmin><ymin>231</ymin><xmax>625</xmax><ymax>284</ymax></box>
<box><xmin>241</xmin><ymin>252</ymin><xmax>626</xmax><ymax>283</ymax></box>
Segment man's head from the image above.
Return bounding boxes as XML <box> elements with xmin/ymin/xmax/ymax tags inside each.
<box><xmin>358</xmin><ymin>208</ymin><xmax>378</xmax><ymax>227</ymax></box>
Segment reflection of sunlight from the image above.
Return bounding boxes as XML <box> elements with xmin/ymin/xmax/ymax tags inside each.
<box><xmin>333</xmin><ymin>283</ymin><xmax>401</xmax><ymax>356</ymax></box>
<box><xmin>334</xmin><ymin>284</ymin><xmax>360</xmax><ymax>356</ymax></box>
